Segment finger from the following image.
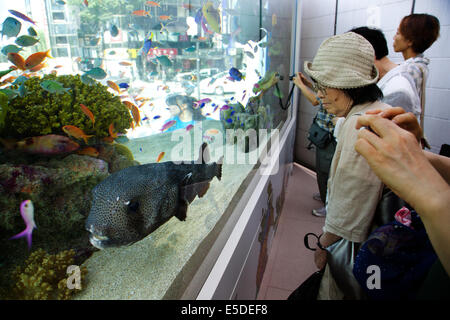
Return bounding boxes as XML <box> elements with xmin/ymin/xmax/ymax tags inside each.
<box><xmin>365</xmin><ymin>109</ymin><xmax>383</xmax><ymax>115</ymax></box>
<box><xmin>379</xmin><ymin>106</ymin><xmax>406</xmax><ymax>119</ymax></box>
<box><xmin>356</xmin><ymin>114</ymin><xmax>398</xmax><ymax>138</ymax></box>
<box><xmin>354</xmin><ymin>136</ymin><xmax>378</xmax><ymax>158</ymax></box>
<box><xmin>391</xmin><ymin>113</ymin><xmax>423</xmax><ymax>140</ymax></box>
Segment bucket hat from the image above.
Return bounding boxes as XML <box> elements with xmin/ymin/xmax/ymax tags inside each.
<box><xmin>304</xmin><ymin>32</ymin><xmax>379</xmax><ymax>89</ymax></box>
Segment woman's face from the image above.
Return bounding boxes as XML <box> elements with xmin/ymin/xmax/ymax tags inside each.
<box><xmin>316</xmin><ymin>85</ymin><xmax>352</xmax><ymax>117</ymax></box>
<box><xmin>168</xmin><ymin>104</ymin><xmax>181</xmax><ymax>116</ymax></box>
<box><xmin>393</xmin><ymin>27</ymin><xmax>412</xmax><ymax>53</ymax></box>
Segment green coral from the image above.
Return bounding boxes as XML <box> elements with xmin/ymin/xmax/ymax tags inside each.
<box><xmin>113</xmin><ymin>143</ymin><xmax>134</xmax><ymax>161</ymax></box>
<box><xmin>7</xmin><ymin>248</ymin><xmax>87</xmax><ymax>300</ymax></box>
<box><xmin>0</xmin><ymin>74</ymin><xmax>132</xmax><ymax>143</ymax></box>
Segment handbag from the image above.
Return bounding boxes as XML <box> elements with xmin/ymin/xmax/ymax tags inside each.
<box><xmin>373</xmin><ymin>187</ymin><xmax>409</xmax><ymax>227</ymax></box>
<box><xmin>287</xmin><ymin>269</ymin><xmax>324</xmax><ymax>300</ymax></box>
<box><xmin>326</xmin><ymin>239</ymin><xmax>366</xmax><ymax>300</ymax></box>
<box><xmin>353</xmin><ymin>208</ymin><xmax>437</xmax><ymax>300</ymax></box>
<box><xmin>307</xmin><ymin>117</ymin><xmax>332</xmax><ymax>149</ymax></box>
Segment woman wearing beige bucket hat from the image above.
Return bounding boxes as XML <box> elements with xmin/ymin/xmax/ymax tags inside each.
<box><xmin>303</xmin><ymin>32</ymin><xmax>392</xmax><ymax>300</ymax></box>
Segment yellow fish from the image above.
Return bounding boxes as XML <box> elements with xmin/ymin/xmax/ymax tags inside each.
<box><xmin>156</xmin><ymin>151</ymin><xmax>165</xmax><ymax>163</ymax></box>
<box><xmin>62</xmin><ymin>125</ymin><xmax>93</xmax><ymax>144</ymax></box>
<box><xmin>108</xmin><ymin>123</ymin><xmax>118</xmax><ymax>139</ymax></box>
<box><xmin>80</xmin><ymin>103</ymin><xmax>95</xmax><ymax>127</ymax></box>
<box><xmin>77</xmin><ymin>146</ymin><xmax>99</xmax><ymax>157</ymax></box>
<box><xmin>130</xmin><ymin>104</ymin><xmax>140</xmax><ymax>126</ymax></box>
<box><xmin>7</xmin><ymin>52</ymin><xmax>26</xmax><ymax>71</ymax></box>
<box><xmin>24</xmin><ymin>49</ymin><xmax>53</xmax><ymax>70</ymax></box>
<box><xmin>107</xmin><ymin>80</ymin><xmax>121</xmax><ymax>94</ymax></box>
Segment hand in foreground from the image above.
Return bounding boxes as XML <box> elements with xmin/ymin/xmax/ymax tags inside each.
<box><xmin>314</xmin><ymin>247</ymin><xmax>327</xmax><ymax>270</ymax></box>
<box><xmin>364</xmin><ymin>107</ymin><xmax>423</xmax><ymax>142</ymax></box>
<box><xmin>354</xmin><ymin>114</ymin><xmax>446</xmax><ymax>214</ymax></box>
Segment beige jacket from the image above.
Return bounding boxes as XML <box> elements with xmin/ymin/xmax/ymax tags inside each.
<box><xmin>324</xmin><ymin>100</ymin><xmax>390</xmax><ymax>243</ymax></box>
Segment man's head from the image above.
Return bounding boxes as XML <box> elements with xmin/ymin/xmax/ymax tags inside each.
<box><xmin>350</xmin><ymin>26</ymin><xmax>388</xmax><ymax>60</ymax></box>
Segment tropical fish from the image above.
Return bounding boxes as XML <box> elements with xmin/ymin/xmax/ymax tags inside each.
<box><xmin>118</xmin><ymin>82</ymin><xmax>129</xmax><ymax>89</ymax></box>
<box><xmin>28</xmin><ymin>62</ymin><xmax>47</xmax><ymax>72</ymax></box>
<box><xmin>85</xmin><ymin>143</ymin><xmax>222</xmax><ymax>249</ymax></box>
<box><xmin>156</xmin><ymin>55</ymin><xmax>172</xmax><ymax>67</ymax></box>
<box><xmin>130</xmin><ymin>104</ymin><xmax>140</xmax><ymax>126</ymax></box>
<box><xmin>8</xmin><ymin>9</ymin><xmax>36</xmax><ymax>25</ymax></box>
<box><xmin>24</xmin><ymin>49</ymin><xmax>52</xmax><ymax>69</ymax></box>
<box><xmin>0</xmin><ymin>69</ymin><xmax>14</xmax><ymax>79</ymax></box>
<box><xmin>18</xmin><ymin>82</ymin><xmax>27</xmax><ymax>97</ymax></box>
<box><xmin>205</xmin><ymin>128</ymin><xmax>219</xmax><ymax>135</ymax></box>
<box><xmin>1</xmin><ymin>17</ymin><xmax>21</xmax><ymax>38</ymax></box>
<box><xmin>1</xmin><ymin>134</ymin><xmax>80</xmax><ymax>155</ymax></box>
<box><xmin>221</xmin><ymin>105</ymin><xmax>231</xmax><ymax>110</ymax></box>
<box><xmin>15</xmin><ymin>35</ymin><xmax>39</xmax><ymax>47</ymax></box>
<box><xmin>54</xmin><ymin>65</ymin><xmax>63</xmax><ymax>69</ymax></box>
<box><xmin>84</xmin><ymin>0</ymin><xmax>89</xmax><ymax>7</ymax></box>
<box><xmin>229</xmin><ymin>67</ymin><xmax>244</xmax><ymax>81</ymax></box>
<box><xmin>153</xmin><ymin>115</ymin><xmax>160</xmax><ymax>120</ymax></box>
<box><xmin>202</xmin><ymin>1</ymin><xmax>221</xmax><ymax>34</ymax></box>
<box><xmin>107</xmin><ymin>80</ymin><xmax>121</xmax><ymax>94</ymax></box>
<box><xmin>245</xmin><ymin>51</ymin><xmax>255</xmax><ymax>59</ymax></box>
<box><xmin>133</xmin><ymin>10</ymin><xmax>150</xmax><ymax>17</ymax></box>
<box><xmin>123</xmin><ymin>101</ymin><xmax>137</xmax><ymax>110</ymax></box>
<box><xmin>56</xmin><ymin>0</ymin><xmax>66</xmax><ymax>5</ymax></box>
<box><xmin>80</xmin><ymin>103</ymin><xmax>95</xmax><ymax>127</ymax></box>
<box><xmin>109</xmin><ymin>123</ymin><xmax>118</xmax><ymax>139</ymax></box>
<box><xmin>9</xmin><ymin>200</ymin><xmax>36</xmax><ymax>250</ymax></box>
<box><xmin>156</xmin><ymin>151</ymin><xmax>165</xmax><ymax>163</ymax></box>
<box><xmin>110</xmin><ymin>25</ymin><xmax>119</xmax><ymax>37</ymax></box>
<box><xmin>27</xmin><ymin>26</ymin><xmax>37</xmax><ymax>36</ymax></box>
<box><xmin>81</xmin><ymin>74</ymin><xmax>96</xmax><ymax>85</ymax></box>
<box><xmin>141</xmin><ymin>34</ymin><xmax>154</xmax><ymax>56</ymax></box>
<box><xmin>146</xmin><ymin>1</ymin><xmax>161</xmax><ymax>7</ymax></box>
<box><xmin>194</xmin><ymin>98</ymin><xmax>211</xmax><ymax>108</ymax></box>
<box><xmin>62</xmin><ymin>125</ymin><xmax>93</xmax><ymax>144</ymax></box>
<box><xmin>182</xmin><ymin>4</ymin><xmax>194</xmax><ymax>10</ymax></box>
<box><xmin>40</xmin><ymin>80</ymin><xmax>70</xmax><ymax>94</ymax></box>
<box><xmin>159</xmin><ymin>15</ymin><xmax>172</xmax><ymax>21</ymax></box>
<box><xmin>119</xmin><ymin>61</ymin><xmax>132</xmax><ymax>66</ymax></box>
<box><xmin>85</xmin><ymin>67</ymin><xmax>106</xmax><ymax>80</ymax></box>
<box><xmin>77</xmin><ymin>146</ymin><xmax>99</xmax><ymax>157</ymax></box>
<box><xmin>7</xmin><ymin>52</ymin><xmax>26</xmax><ymax>70</ymax></box>
<box><xmin>1</xmin><ymin>44</ymin><xmax>23</xmax><ymax>55</ymax></box>
<box><xmin>161</xmin><ymin>120</ymin><xmax>176</xmax><ymax>132</ymax></box>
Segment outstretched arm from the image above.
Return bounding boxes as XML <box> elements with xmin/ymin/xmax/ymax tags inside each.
<box><xmin>293</xmin><ymin>72</ymin><xmax>320</xmax><ymax>106</ymax></box>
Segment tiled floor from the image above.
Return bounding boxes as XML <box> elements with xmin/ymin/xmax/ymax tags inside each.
<box><xmin>257</xmin><ymin>163</ymin><xmax>325</xmax><ymax>300</ymax></box>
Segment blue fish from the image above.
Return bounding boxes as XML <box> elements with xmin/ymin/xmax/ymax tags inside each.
<box><xmin>229</xmin><ymin>67</ymin><xmax>244</xmax><ymax>81</ymax></box>
<box><xmin>27</xmin><ymin>26</ymin><xmax>37</xmax><ymax>37</ymax></box>
<box><xmin>1</xmin><ymin>17</ymin><xmax>21</xmax><ymax>38</ymax></box>
<box><xmin>1</xmin><ymin>44</ymin><xmax>22</xmax><ymax>56</ymax></box>
<box><xmin>15</xmin><ymin>35</ymin><xmax>39</xmax><ymax>47</ymax></box>
<box><xmin>81</xmin><ymin>74</ymin><xmax>96</xmax><ymax>85</ymax></box>
<box><xmin>40</xmin><ymin>80</ymin><xmax>70</xmax><ymax>94</ymax></box>
<box><xmin>110</xmin><ymin>25</ymin><xmax>119</xmax><ymax>37</ymax></box>
<box><xmin>85</xmin><ymin>67</ymin><xmax>107</xmax><ymax>80</ymax></box>
<box><xmin>142</xmin><ymin>116</ymin><xmax>149</xmax><ymax>121</ymax></box>
<box><xmin>153</xmin><ymin>115</ymin><xmax>161</xmax><ymax>120</ymax></box>
<box><xmin>226</xmin><ymin>118</ymin><xmax>233</xmax><ymax>123</ymax></box>
<box><xmin>118</xmin><ymin>82</ymin><xmax>129</xmax><ymax>89</ymax></box>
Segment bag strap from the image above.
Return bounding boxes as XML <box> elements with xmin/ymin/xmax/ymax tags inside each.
<box><xmin>417</xmin><ymin>65</ymin><xmax>426</xmax><ymax>130</ymax></box>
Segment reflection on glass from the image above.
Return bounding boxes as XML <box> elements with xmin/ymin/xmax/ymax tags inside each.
<box><xmin>0</xmin><ymin>0</ymin><xmax>293</xmax><ymax>299</ymax></box>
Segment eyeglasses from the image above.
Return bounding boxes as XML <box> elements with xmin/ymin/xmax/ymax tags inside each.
<box><xmin>312</xmin><ymin>81</ymin><xmax>326</xmax><ymax>94</ymax></box>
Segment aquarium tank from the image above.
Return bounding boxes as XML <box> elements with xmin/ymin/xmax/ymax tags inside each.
<box><xmin>0</xmin><ymin>0</ymin><xmax>295</xmax><ymax>299</ymax></box>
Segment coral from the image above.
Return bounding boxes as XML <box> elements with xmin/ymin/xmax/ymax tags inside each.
<box><xmin>8</xmin><ymin>248</ymin><xmax>87</xmax><ymax>300</ymax></box>
<box><xmin>0</xmin><ymin>74</ymin><xmax>132</xmax><ymax>142</ymax></box>
<box><xmin>113</xmin><ymin>143</ymin><xmax>134</xmax><ymax>161</ymax></box>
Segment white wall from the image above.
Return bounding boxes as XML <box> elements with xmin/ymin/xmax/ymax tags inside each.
<box><xmin>295</xmin><ymin>0</ymin><xmax>450</xmax><ymax>167</ymax></box>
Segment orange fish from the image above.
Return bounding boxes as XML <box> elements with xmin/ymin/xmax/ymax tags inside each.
<box><xmin>80</xmin><ymin>104</ymin><xmax>95</xmax><ymax>127</ymax></box>
<box><xmin>2</xmin><ymin>76</ymin><xmax>16</xmax><ymax>84</ymax></box>
<box><xmin>123</xmin><ymin>101</ymin><xmax>137</xmax><ymax>110</ymax></box>
<box><xmin>7</xmin><ymin>52</ymin><xmax>26</xmax><ymax>71</ymax></box>
<box><xmin>130</xmin><ymin>105</ymin><xmax>140</xmax><ymax>126</ymax></box>
<box><xmin>146</xmin><ymin>1</ymin><xmax>160</xmax><ymax>7</ymax></box>
<box><xmin>107</xmin><ymin>80</ymin><xmax>121</xmax><ymax>94</ymax></box>
<box><xmin>119</xmin><ymin>61</ymin><xmax>132</xmax><ymax>66</ymax></box>
<box><xmin>29</xmin><ymin>62</ymin><xmax>47</xmax><ymax>72</ymax></box>
<box><xmin>156</xmin><ymin>151</ymin><xmax>165</xmax><ymax>163</ymax></box>
<box><xmin>133</xmin><ymin>10</ymin><xmax>150</xmax><ymax>16</ymax></box>
<box><xmin>62</xmin><ymin>125</ymin><xmax>93</xmax><ymax>144</ymax></box>
<box><xmin>54</xmin><ymin>65</ymin><xmax>63</xmax><ymax>69</ymax></box>
<box><xmin>159</xmin><ymin>15</ymin><xmax>172</xmax><ymax>21</ymax></box>
<box><xmin>24</xmin><ymin>49</ymin><xmax>53</xmax><ymax>70</ymax></box>
<box><xmin>84</xmin><ymin>0</ymin><xmax>89</xmax><ymax>7</ymax></box>
<box><xmin>206</xmin><ymin>128</ymin><xmax>219</xmax><ymax>135</ymax></box>
<box><xmin>77</xmin><ymin>146</ymin><xmax>99</xmax><ymax>157</ymax></box>
<box><xmin>108</xmin><ymin>123</ymin><xmax>118</xmax><ymax>139</ymax></box>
